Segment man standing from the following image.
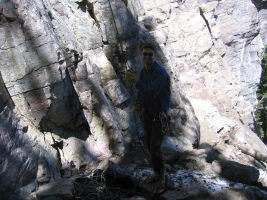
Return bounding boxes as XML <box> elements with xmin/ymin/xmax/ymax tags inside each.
<box><xmin>124</xmin><ymin>43</ymin><xmax>171</xmax><ymax>195</ymax></box>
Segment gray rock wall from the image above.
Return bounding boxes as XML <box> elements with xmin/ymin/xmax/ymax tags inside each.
<box><xmin>0</xmin><ymin>0</ymin><xmax>267</xmax><ymax>198</ymax></box>
<box><xmin>0</xmin><ymin>72</ymin><xmax>61</xmax><ymax>199</ymax></box>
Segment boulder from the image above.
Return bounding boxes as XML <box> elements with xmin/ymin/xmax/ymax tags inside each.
<box><xmin>0</xmin><ymin>0</ymin><xmax>267</xmax><ymax>198</ymax></box>
<box><xmin>219</xmin><ymin>160</ymin><xmax>260</xmax><ymax>185</ymax></box>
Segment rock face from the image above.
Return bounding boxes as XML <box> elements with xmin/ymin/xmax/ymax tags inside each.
<box><xmin>253</xmin><ymin>0</ymin><xmax>267</xmax><ymax>44</ymax></box>
<box><xmin>0</xmin><ymin>0</ymin><xmax>267</xmax><ymax>199</ymax></box>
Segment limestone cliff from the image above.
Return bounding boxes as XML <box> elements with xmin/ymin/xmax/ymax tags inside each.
<box><xmin>0</xmin><ymin>0</ymin><xmax>267</xmax><ymax>199</ymax></box>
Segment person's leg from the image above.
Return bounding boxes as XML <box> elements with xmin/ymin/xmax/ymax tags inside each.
<box><xmin>143</xmin><ymin>114</ymin><xmax>160</xmax><ymax>183</ymax></box>
<box><xmin>149</xmin><ymin>117</ymin><xmax>165</xmax><ymax>179</ymax></box>
<box><xmin>143</xmin><ymin>113</ymin><xmax>153</xmax><ymax>153</ymax></box>
<box><xmin>149</xmin><ymin>117</ymin><xmax>166</xmax><ymax>194</ymax></box>
<box><xmin>143</xmin><ymin>115</ymin><xmax>167</xmax><ymax>193</ymax></box>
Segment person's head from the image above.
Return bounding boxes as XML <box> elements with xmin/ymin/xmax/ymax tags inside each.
<box><xmin>141</xmin><ymin>43</ymin><xmax>155</xmax><ymax>69</ymax></box>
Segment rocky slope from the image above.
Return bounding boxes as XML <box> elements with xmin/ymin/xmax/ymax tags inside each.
<box><xmin>0</xmin><ymin>0</ymin><xmax>267</xmax><ymax>199</ymax></box>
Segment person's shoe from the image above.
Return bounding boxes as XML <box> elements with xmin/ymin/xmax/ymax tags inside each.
<box><xmin>145</xmin><ymin>174</ymin><xmax>159</xmax><ymax>183</ymax></box>
<box><xmin>154</xmin><ymin>175</ymin><xmax>168</xmax><ymax>196</ymax></box>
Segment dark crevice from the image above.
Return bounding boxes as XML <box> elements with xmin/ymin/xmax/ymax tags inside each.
<box><xmin>103</xmin><ymin>40</ymin><xmax>109</xmax><ymax>45</ymax></box>
<box><xmin>76</xmin><ymin>0</ymin><xmax>97</xmax><ymax>22</ymax></box>
<box><xmin>122</xmin><ymin>0</ymin><xmax>128</xmax><ymax>7</ymax></box>
<box><xmin>87</xmin><ymin>3</ymin><xmax>96</xmax><ymax>20</ymax></box>
<box><xmin>251</xmin><ymin>0</ymin><xmax>267</xmax><ymax>11</ymax></box>
<box><xmin>199</xmin><ymin>8</ymin><xmax>214</xmax><ymax>45</ymax></box>
<box><xmin>0</xmin><ymin>72</ymin><xmax>15</xmax><ymax>112</ymax></box>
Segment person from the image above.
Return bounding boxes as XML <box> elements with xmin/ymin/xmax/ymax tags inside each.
<box><xmin>124</xmin><ymin>42</ymin><xmax>171</xmax><ymax>195</ymax></box>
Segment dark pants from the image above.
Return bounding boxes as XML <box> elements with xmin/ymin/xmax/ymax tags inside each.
<box><xmin>143</xmin><ymin>113</ymin><xmax>165</xmax><ymax>177</ymax></box>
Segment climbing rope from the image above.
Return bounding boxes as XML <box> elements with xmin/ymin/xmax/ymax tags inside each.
<box><xmin>73</xmin><ymin>168</ymin><xmax>153</xmax><ymax>200</ymax></box>
<box><xmin>107</xmin><ymin>0</ymin><xmax>152</xmax><ymax>166</ymax></box>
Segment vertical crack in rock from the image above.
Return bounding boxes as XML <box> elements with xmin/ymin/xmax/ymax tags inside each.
<box><xmin>0</xmin><ymin>72</ymin><xmax>15</xmax><ymax>112</ymax></box>
<box><xmin>1</xmin><ymin>0</ymin><xmax>267</xmax><ymax>198</ymax></box>
<box><xmin>87</xmin><ymin>2</ymin><xmax>96</xmax><ymax>21</ymax></box>
<box><xmin>199</xmin><ymin>7</ymin><xmax>214</xmax><ymax>45</ymax></box>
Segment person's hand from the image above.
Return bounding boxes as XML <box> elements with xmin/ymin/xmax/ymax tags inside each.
<box><xmin>132</xmin><ymin>103</ymin><xmax>142</xmax><ymax>112</ymax></box>
<box><xmin>124</xmin><ymin>71</ymin><xmax>138</xmax><ymax>84</ymax></box>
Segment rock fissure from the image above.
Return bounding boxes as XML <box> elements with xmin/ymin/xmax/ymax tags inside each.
<box><xmin>199</xmin><ymin>7</ymin><xmax>214</xmax><ymax>43</ymax></box>
<box><xmin>1</xmin><ymin>0</ymin><xmax>267</xmax><ymax>199</ymax></box>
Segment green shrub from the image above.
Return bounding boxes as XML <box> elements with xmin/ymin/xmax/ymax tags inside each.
<box><xmin>255</xmin><ymin>45</ymin><xmax>267</xmax><ymax>143</ymax></box>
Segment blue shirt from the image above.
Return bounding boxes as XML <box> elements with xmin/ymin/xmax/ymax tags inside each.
<box><xmin>136</xmin><ymin>61</ymin><xmax>171</xmax><ymax>113</ymax></box>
